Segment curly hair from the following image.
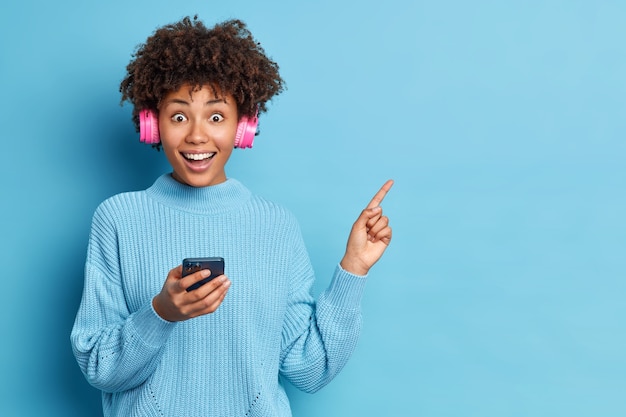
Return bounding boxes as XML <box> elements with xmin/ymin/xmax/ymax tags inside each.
<box><xmin>120</xmin><ymin>16</ymin><xmax>284</xmax><ymax>134</ymax></box>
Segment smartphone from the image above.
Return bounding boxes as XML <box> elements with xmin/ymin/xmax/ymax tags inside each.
<box><xmin>182</xmin><ymin>257</ymin><xmax>225</xmax><ymax>292</ymax></box>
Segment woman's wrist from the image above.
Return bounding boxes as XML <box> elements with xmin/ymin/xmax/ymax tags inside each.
<box><xmin>339</xmin><ymin>256</ymin><xmax>369</xmax><ymax>276</ymax></box>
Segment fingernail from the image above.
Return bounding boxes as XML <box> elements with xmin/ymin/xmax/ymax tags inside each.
<box><xmin>223</xmin><ymin>279</ymin><xmax>231</xmax><ymax>287</ymax></box>
<box><xmin>201</xmin><ymin>269</ymin><xmax>211</xmax><ymax>277</ymax></box>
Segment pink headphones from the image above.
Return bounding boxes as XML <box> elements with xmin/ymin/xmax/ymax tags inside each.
<box><xmin>139</xmin><ymin>109</ymin><xmax>258</xmax><ymax>149</ymax></box>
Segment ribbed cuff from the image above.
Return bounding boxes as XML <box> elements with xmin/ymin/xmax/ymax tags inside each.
<box><xmin>129</xmin><ymin>301</ymin><xmax>178</xmax><ymax>348</ymax></box>
<box><xmin>321</xmin><ymin>264</ymin><xmax>368</xmax><ymax>309</ymax></box>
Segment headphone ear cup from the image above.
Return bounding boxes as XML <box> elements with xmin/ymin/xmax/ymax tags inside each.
<box><xmin>234</xmin><ymin>112</ymin><xmax>259</xmax><ymax>149</ymax></box>
<box><xmin>139</xmin><ymin>110</ymin><xmax>160</xmax><ymax>144</ymax></box>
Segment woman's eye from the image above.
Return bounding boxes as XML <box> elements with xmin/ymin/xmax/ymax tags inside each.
<box><xmin>210</xmin><ymin>114</ymin><xmax>224</xmax><ymax>123</ymax></box>
<box><xmin>171</xmin><ymin>113</ymin><xmax>187</xmax><ymax>123</ymax></box>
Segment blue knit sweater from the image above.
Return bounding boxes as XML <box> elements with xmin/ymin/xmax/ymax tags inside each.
<box><xmin>71</xmin><ymin>174</ymin><xmax>367</xmax><ymax>416</ymax></box>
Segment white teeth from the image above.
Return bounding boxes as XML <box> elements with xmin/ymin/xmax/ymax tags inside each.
<box><xmin>183</xmin><ymin>153</ymin><xmax>214</xmax><ymax>161</ymax></box>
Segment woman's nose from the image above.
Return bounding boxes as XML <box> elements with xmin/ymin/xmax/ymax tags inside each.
<box><xmin>186</xmin><ymin>120</ymin><xmax>209</xmax><ymax>144</ymax></box>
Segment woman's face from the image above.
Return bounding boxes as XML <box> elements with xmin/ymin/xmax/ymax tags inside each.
<box><xmin>158</xmin><ymin>84</ymin><xmax>238</xmax><ymax>187</ymax></box>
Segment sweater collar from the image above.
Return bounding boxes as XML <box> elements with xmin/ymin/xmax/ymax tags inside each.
<box><xmin>146</xmin><ymin>173</ymin><xmax>252</xmax><ymax>214</ymax></box>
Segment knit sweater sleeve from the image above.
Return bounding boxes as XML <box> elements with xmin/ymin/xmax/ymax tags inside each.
<box><xmin>70</xmin><ymin>202</ymin><xmax>177</xmax><ymax>393</ymax></box>
<box><xmin>279</xmin><ymin>221</ymin><xmax>367</xmax><ymax>393</ymax></box>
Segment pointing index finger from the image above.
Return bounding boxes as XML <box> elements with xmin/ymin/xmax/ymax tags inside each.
<box><xmin>366</xmin><ymin>179</ymin><xmax>394</xmax><ymax>209</ymax></box>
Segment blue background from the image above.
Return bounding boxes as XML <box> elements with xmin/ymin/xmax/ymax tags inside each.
<box><xmin>1</xmin><ymin>0</ymin><xmax>625</xmax><ymax>416</ymax></box>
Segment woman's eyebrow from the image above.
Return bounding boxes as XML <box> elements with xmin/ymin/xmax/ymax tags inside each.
<box><xmin>162</xmin><ymin>98</ymin><xmax>190</xmax><ymax>107</ymax></box>
<box><xmin>162</xmin><ymin>98</ymin><xmax>226</xmax><ymax>107</ymax></box>
<box><xmin>205</xmin><ymin>98</ymin><xmax>227</xmax><ymax>106</ymax></box>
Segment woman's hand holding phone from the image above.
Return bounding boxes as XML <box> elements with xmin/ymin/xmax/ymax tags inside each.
<box><xmin>152</xmin><ymin>263</ymin><xmax>231</xmax><ymax>322</ymax></box>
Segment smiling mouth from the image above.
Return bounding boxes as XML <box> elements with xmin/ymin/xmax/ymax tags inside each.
<box><xmin>183</xmin><ymin>152</ymin><xmax>215</xmax><ymax>161</ymax></box>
